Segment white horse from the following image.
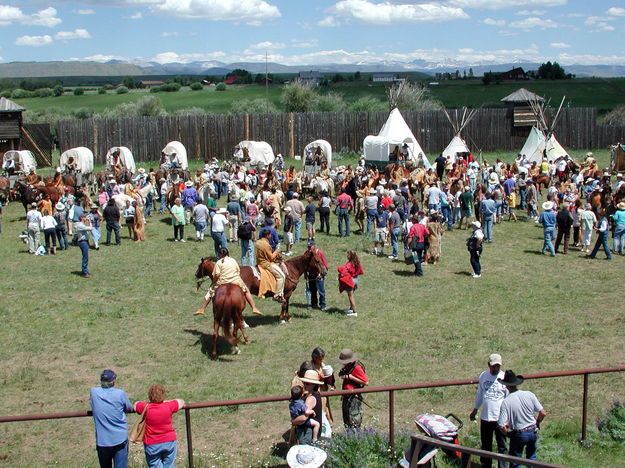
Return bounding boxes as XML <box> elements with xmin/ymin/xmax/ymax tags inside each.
<box><xmin>310</xmin><ymin>176</ymin><xmax>334</xmax><ymax>197</ymax></box>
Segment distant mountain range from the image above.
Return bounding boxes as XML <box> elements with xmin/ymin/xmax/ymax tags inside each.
<box><xmin>1</xmin><ymin>59</ymin><xmax>624</xmax><ymax>79</ymax></box>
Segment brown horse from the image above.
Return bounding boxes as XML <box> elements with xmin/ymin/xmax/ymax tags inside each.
<box><xmin>534</xmin><ymin>174</ymin><xmax>551</xmax><ymax>195</ymax></box>
<box><xmin>0</xmin><ymin>176</ymin><xmax>10</xmax><ymax>202</ymax></box>
<box><xmin>210</xmin><ymin>284</ymin><xmax>248</xmax><ymax>359</ymax></box>
<box><xmin>195</xmin><ymin>247</ymin><xmax>327</xmax><ymax>323</ymax></box>
<box><xmin>15</xmin><ymin>181</ymin><xmax>43</xmax><ymax>213</ymax></box>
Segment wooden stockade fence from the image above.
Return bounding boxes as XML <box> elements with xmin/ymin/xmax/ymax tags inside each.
<box><xmin>57</xmin><ymin>108</ymin><xmax>625</xmax><ymax>164</ymax></box>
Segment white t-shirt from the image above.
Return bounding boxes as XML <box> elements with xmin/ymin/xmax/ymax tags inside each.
<box><xmin>40</xmin><ymin>215</ymin><xmax>58</xmax><ymax>230</ymax></box>
<box><xmin>211</xmin><ymin>213</ymin><xmax>228</xmax><ymax>233</ymax></box>
<box><xmin>474</xmin><ymin>370</ymin><xmax>508</xmax><ymax>421</ymax></box>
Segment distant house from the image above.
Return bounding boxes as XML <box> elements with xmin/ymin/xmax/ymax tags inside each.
<box><xmin>139</xmin><ymin>80</ymin><xmax>165</xmax><ymax>88</ymax></box>
<box><xmin>498</xmin><ymin>67</ymin><xmax>527</xmax><ymax>81</ymax></box>
<box><xmin>223</xmin><ymin>75</ymin><xmax>238</xmax><ymax>85</ymax></box>
<box><xmin>372</xmin><ymin>73</ymin><xmax>405</xmax><ymax>83</ymax></box>
<box><xmin>298</xmin><ymin>71</ymin><xmax>323</xmax><ymax>86</ymax></box>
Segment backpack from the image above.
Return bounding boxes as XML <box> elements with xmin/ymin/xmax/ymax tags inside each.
<box><xmin>237</xmin><ymin>222</ymin><xmax>253</xmax><ymax>241</ymax></box>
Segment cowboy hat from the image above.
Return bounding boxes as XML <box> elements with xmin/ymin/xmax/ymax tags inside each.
<box><xmin>471</xmin><ymin>220</ymin><xmax>481</xmax><ymax>229</ymax></box>
<box><xmin>586</xmin><ymin>151</ymin><xmax>593</xmax><ymax>157</ymax></box>
<box><xmin>217</xmin><ymin>207</ymin><xmax>228</xmax><ymax>214</ymax></box>
<box><xmin>542</xmin><ymin>201</ymin><xmax>554</xmax><ymax>211</ymax></box>
<box><xmin>90</xmin><ymin>204</ymin><xmax>98</xmax><ymax>209</ymax></box>
<box><xmin>138</xmin><ymin>168</ymin><xmax>146</xmax><ymax>174</ymax></box>
<box><xmin>338</xmin><ymin>348</ymin><xmax>359</xmax><ymax>364</ymax></box>
<box><xmin>185</xmin><ymin>180</ymin><xmax>193</xmax><ymax>187</ymax></box>
<box><xmin>159</xmin><ymin>178</ymin><xmax>166</xmax><ymax>182</ymax></box>
<box><xmin>617</xmin><ymin>202</ymin><xmax>625</xmax><ymax>210</ymax></box>
<box><xmin>321</xmin><ymin>364</ymin><xmax>333</xmax><ymax>378</ymax></box>
<box><xmin>299</xmin><ymin>369</ymin><xmax>323</xmax><ymax>385</ymax></box>
<box><xmin>498</xmin><ymin>370</ymin><xmax>524</xmax><ymax>387</ymax></box>
<box><xmin>368</xmin><ymin>188</ymin><xmax>376</xmax><ymax>194</ymax></box>
<box><xmin>286</xmin><ymin>445</ymin><xmax>327</xmax><ymax>468</ymax></box>
<box><xmin>55</xmin><ymin>202</ymin><xmax>65</xmax><ymax>211</ymax></box>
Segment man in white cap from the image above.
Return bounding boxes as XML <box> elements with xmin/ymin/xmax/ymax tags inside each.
<box><xmin>286</xmin><ymin>192</ymin><xmax>305</xmax><ymax>243</ymax></box>
<box><xmin>467</xmin><ymin>220</ymin><xmax>484</xmax><ymax>278</ymax></box>
<box><xmin>538</xmin><ymin>201</ymin><xmax>556</xmax><ymax>256</ymax></box>
<box><xmin>470</xmin><ymin>353</ymin><xmax>508</xmax><ymax>468</ymax></box>
<box><xmin>210</xmin><ymin>207</ymin><xmax>228</xmax><ymax>257</ymax></box>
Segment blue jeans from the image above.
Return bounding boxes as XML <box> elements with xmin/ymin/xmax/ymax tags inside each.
<box><xmin>294</xmin><ymin>219</ymin><xmax>302</xmax><ymax>242</ymax></box>
<box><xmin>307</xmin><ymin>277</ymin><xmax>326</xmax><ymax>309</ymax></box>
<box><xmin>494</xmin><ymin>201</ymin><xmax>503</xmax><ymax>218</ymax></box>
<box><xmin>96</xmin><ymin>440</ymin><xmax>128</xmax><ymax>468</ymax></box>
<box><xmin>441</xmin><ymin>205</ymin><xmax>453</xmax><ymax>230</ymax></box>
<box><xmin>106</xmin><ymin>222</ymin><xmax>121</xmax><ymax>245</ymax></box>
<box><xmin>160</xmin><ymin>194</ymin><xmax>166</xmax><ymax>213</ymax></box>
<box><xmin>483</xmin><ymin>216</ymin><xmax>493</xmax><ymax>242</ymax></box>
<box><xmin>240</xmin><ymin>238</ymin><xmax>255</xmax><ymax>266</ymax></box>
<box><xmin>542</xmin><ymin>227</ymin><xmax>555</xmax><ymax>256</ymax></box>
<box><xmin>366</xmin><ymin>209</ymin><xmax>377</xmax><ymax>234</ymax></box>
<box><xmin>211</xmin><ymin>231</ymin><xmax>227</xmax><ymax>257</ymax></box>
<box><xmin>590</xmin><ymin>231</ymin><xmax>612</xmax><ymax>259</ymax></box>
<box><xmin>79</xmin><ymin>240</ymin><xmax>89</xmax><ymax>275</ymax></box>
<box><xmin>144</xmin><ymin>194</ymin><xmax>153</xmax><ymax>217</ymax></box>
<box><xmin>508</xmin><ymin>429</ymin><xmax>538</xmax><ymax>468</ymax></box>
<box><xmin>337</xmin><ymin>208</ymin><xmax>350</xmax><ymax>237</ymax></box>
<box><xmin>612</xmin><ymin>226</ymin><xmax>625</xmax><ymax>254</ymax></box>
<box><xmin>412</xmin><ymin>242</ymin><xmax>425</xmax><ymax>276</ymax></box>
<box><xmin>390</xmin><ymin>227</ymin><xmax>400</xmax><ymax>257</ymax></box>
<box><xmin>144</xmin><ymin>441</ymin><xmax>177</xmax><ymax>468</ymax></box>
<box><xmin>56</xmin><ymin>226</ymin><xmax>69</xmax><ymax>250</ymax></box>
<box><xmin>194</xmin><ymin>221</ymin><xmax>206</xmax><ymax>235</ymax></box>
<box><xmin>427</xmin><ymin>203</ymin><xmax>440</xmax><ymax>213</ymax></box>
<box><xmin>519</xmin><ymin>186</ymin><xmax>527</xmax><ymax>209</ymax></box>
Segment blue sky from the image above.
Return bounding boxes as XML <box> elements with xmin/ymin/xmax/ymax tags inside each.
<box><xmin>1</xmin><ymin>1</ymin><xmax>624</xmax><ymax>66</ymax></box>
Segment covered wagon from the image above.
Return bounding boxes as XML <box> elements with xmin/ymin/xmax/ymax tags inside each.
<box><xmin>60</xmin><ymin>146</ymin><xmax>94</xmax><ymax>186</ymax></box>
<box><xmin>234</xmin><ymin>141</ymin><xmax>275</xmax><ymax>169</ymax></box>
<box><xmin>106</xmin><ymin>146</ymin><xmax>136</xmax><ymax>176</ymax></box>
<box><xmin>3</xmin><ymin>150</ymin><xmax>37</xmax><ymax>174</ymax></box>
<box><xmin>303</xmin><ymin>139</ymin><xmax>332</xmax><ymax>176</ymax></box>
<box><xmin>161</xmin><ymin>141</ymin><xmax>188</xmax><ymax>170</ymax></box>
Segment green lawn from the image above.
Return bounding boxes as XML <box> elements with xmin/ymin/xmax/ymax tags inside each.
<box><xmin>0</xmin><ymin>150</ymin><xmax>624</xmax><ymax>467</ymax></box>
<box><xmin>13</xmin><ymin>78</ymin><xmax>625</xmax><ymax>117</ymax></box>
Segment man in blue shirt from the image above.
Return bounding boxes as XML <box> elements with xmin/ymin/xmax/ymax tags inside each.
<box><xmin>480</xmin><ymin>193</ymin><xmax>497</xmax><ymax>243</ymax></box>
<box><xmin>89</xmin><ymin>369</ymin><xmax>133</xmax><ymax>468</ymax></box>
<box><xmin>538</xmin><ymin>201</ymin><xmax>557</xmax><ymax>257</ymax></box>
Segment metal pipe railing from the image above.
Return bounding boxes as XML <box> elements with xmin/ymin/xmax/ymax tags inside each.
<box><xmin>1</xmin><ymin>365</ymin><xmax>624</xmax><ymax>466</ymax></box>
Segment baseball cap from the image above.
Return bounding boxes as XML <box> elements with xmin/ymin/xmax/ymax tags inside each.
<box><xmin>488</xmin><ymin>354</ymin><xmax>503</xmax><ymax>366</ymax></box>
<box><xmin>100</xmin><ymin>369</ymin><xmax>117</xmax><ymax>383</ymax></box>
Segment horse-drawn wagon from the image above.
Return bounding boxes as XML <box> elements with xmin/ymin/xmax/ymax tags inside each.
<box><xmin>234</xmin><ymin>141</ymin><xmax>275</xmax><ymax>170</ymax></box>
<box><xmin>2</xmin><ymin>150</ymin><xmax>37</xmax><ymax>175</ymax></box>
<box><xmin>161</xmin><ymin>141</ymin><xmax>188</xmax><ymax>170</ymax></box>
<box><xmin>303</xmin><ymin>139</ymin><xmax>332</xmax><ymax>177</ymax></box>
<box><xmin>60</xmin><ymin>147</ymin><xmax>94</xmax><ymax>187</ymax></box>
<box><xmin>106</xmin><ymin>146</ymin><xmax>136</xmax><ymax>181</ymax></box>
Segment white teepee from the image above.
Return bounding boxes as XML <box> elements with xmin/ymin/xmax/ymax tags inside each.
<box><xmin>519</xmin><ymin>126</ymin><xmax>547</xmax><ymax>164</ymax></box>
<box><xmin>441</xmin><ymin>107</ymin><xmax>476</xmax><ymax>163</ymax></box>
<box><xmin>520</xmin><ymin>96</ymin><xmax>569</xmax><ymax>163</ymax></box>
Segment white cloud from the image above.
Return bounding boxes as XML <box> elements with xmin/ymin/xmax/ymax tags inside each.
<box><xmin>151</xmin><ymin>51</ymin><xmax>227</xmax><ymax>64</ymax></box>
<box><xmin>291</xmin><ymin>39</ymin><xmax>318</xmax><ymax>49</ymax></box>
<box><xmin>517</xmin><ymin>9</ymin><xmax>545</xmax><ymax>16</ymax></box>
<box><xmin>585</xmin><ymin>15</ymin><xmax>615</xmax><ymax>32</ymax></box>
<box><xmin>83</xmin><ymin>54</ymin><xmax>127</xmax><ymax>62</ymax></box>
<box><xmin>510</xmin><ymin>16</ymin><xmax>557</xmax><ymax>29</ymax></box>
<box><xmin>318</xmin><ymin>16</ymin><xmax>340</xmax><ymax>27</ymax></box>
<box><xmin>55</xmin><ymin>29</ymin><xmax>91</xmax><ymax>40</ymax></box>
<box><xmin>482</xmin><ymin>18</ymin><xmax>506</xmax><ymax>26</ymax></box>
<box><xmin>550</xmin><ymin>42</ymin><xmax>570</xmax><ymax>48</ymax></box>
<box><xmin>161</xmin><ymin>31</ymin><xmax>178</xmax><ymax>37</ymax></box>
<box><xmin>607</xmin><ymin>7</ymin><xmax>625</xmax><ymax>17</ymax></box>
<box><xmin>247</xmin><ymin>41</ymin><xmax>285</xmax><ymax>50</ymax></box>
<box><xmin>15</xmin><ymin>35</ymin><xmax>53</xmax><ymax>47</ymax></box>
<box><xmin>149</xmin><ymin>0</ymin><xmax>280</xmax><ymax>24</ymax></box>
<box><xmin>130</xmin><ymin>12</ymin><xmax>143</xmax><ymax>19</ymax></box>
<box><xmin>325</xmin><ymin>0</ymin><xmax>469</xmax><ymax>26</ymax></box>
<box><xmin>76</xmin><ymin>9</ymin><xmax>95</xmax><ymax>15</ymax></box>
<box><xmin>0</xmin><ymin>5</ymin><xmax>60</xmax><ymax>27</ymax></box>
<box><xmin>449</xmin><ymin>0</ymin><xmax>565</xmax><ymax>9</ymax></box>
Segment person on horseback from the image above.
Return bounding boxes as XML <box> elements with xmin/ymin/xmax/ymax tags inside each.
<box><xmin>255</xmin><ymin>228</ymin><xmax>286</xmax><ymax>302</ymax></box>
<box><xmin>194</xmin><ymin>247</ymin><xmax>262</xmax><ymax>317</ymax></box>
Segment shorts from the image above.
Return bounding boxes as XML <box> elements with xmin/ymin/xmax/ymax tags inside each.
<box><xmin>375</xmin><ymin>228</ymin><xmax>387</xmax><ymax>242</ymax></box>
<box><xmin>306</xmin><ymin>222</ymin><xmax>314</xmax><ymax>230</ymax></box>
<box><xmin>125</xmin><ymin>217</ymin><xmax>135</xmax><ymax>225</ymax></box>
<box><xmin>286</xmin><ymin>232</ymin><xmax>294</xmax><ymax>245</ymax></box>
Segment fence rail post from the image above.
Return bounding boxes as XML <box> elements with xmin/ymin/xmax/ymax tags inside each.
<box><xmin>185</xmin><ymin>408</ymin><xmax>194</xmax><ymax>468</ymax></box>
<box><xmin>581</xmin><ymin>373</ymin><xmax>589</xmax><ymax>443</ymax></box>
<box><xmin>389</xmin><ymin>390</ymin><xmax>395</xmax><ymax>453</ymax></box>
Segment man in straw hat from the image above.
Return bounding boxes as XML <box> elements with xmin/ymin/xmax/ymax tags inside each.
<box><xmin>470</xmin><ymin>354</ymin><xmax>508</xmax><ymax>468</ymax></box>
<box><xmin>538</xmin><ymin>201</ymin><xmax>556</xmax><ymax>256</ymax></box>
<box><xmin>89</xmin><ymin>369</ymin><xmax>133</xmax><ymax>468</ymax></box>
<box><xmin>338</xmin><ymin>348</ymin><xmax>368</xmax><ymax>430</ymax></box>
<box><xmin>497</xmin><ymin>370</ymin><xmax>547</xmax><ymax>467</ymax></box>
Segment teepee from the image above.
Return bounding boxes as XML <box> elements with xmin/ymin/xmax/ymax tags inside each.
<box><xmin>520</xmin><ymin>96</ymin><xmax>569</xmax><ymax>164</ymax></box>
<box><xmin>441</xmin><ymin>107</ymin><xmax>476</xmax><ymax>163</ymax></box>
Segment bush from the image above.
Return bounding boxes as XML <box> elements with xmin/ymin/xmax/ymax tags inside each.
<box><xmin>0</xmin><ymin>89</ymin><xmax>11</xmax><ymax>98</ymax></box>
<box><xmin>387</xmin><ymin>80</ymin><xmax>442</xmax><ymax>111</ymax></box>
<box><xmin>52</xmin><ymin>84</ymin><xmax>64</xmax><ymax>97</ymax></box>
<box><xmin>325</xmin><ymin>428</ymin><xmax>410</xmax><ymax>467</ymax></box>
<box><xmin>230</xmin><ymin>98</ymin><xmax>279</xmax><ymax>115</ymax></box>
<box><xmin>601</xmin><ymin>105</ymin><xmax>625</xmax><ymax>126</ymax></box>
<box><xmin>598</xmin><ymin>399</ymin><xmax>625</xmax><ymax>441</ymax></box>
<box><xmin>33</xmin><ymin>88</ymin><xmax>52</xmax><ymax>98</ymax></box>
<box><xmin>116</xmin><ymin>86</ymin><xmax>129</xmax><ymax>95</ymax></box>
<box><xmin>280</xmin><ymin>80</ymin><xmax>318</xmax><ymax>112</ymax></box>
<box><xmin>215</xmin><ymin>82</ymin><xmax>227</xmax><ymax>91</ymax></box>
<box><xmin>98</xmin><ymin>88</ymin><xmax>107</xmax><ymax>95</ymax></box>
<box><xmin>151</xmin><ymin>82</ymin><xmax>181</xmax><ymax>93</ymax></box>
<box><xmin>135</xmin><ymin>95</ymin><xmax>166</xmax><ymax>117</ymax></box>
<box><xmin>71</xmin><ymin>107</ymin><xmax>93</xmax><ymax>119</ymax></box>
<box><xmin>189</xmin><ymin>82</ymin><xmax>203</xmax><ymax>91</ymax></box>
<box><xmin>11</xmin><ymin>88</ymin><xmax>32</xmax><ymax>99</ymax></box>
<box><xmin>73</xmin><ymin>88</ymin><xmax>84</xmax><ymax>96</ymax></box>
<box><xmin>315</xmin><ymin>92</ymin><xmax>346</xmax><ymax>112</ymax></box>
<box><xmin>348</xmin><ymin>96</ymin><xmax>387</xmax><ymax>113</ymax></box>
<box><xmin>174</xmin><ymin>107</ymin><xmax>206</xmax><ymax>116</ymax></box>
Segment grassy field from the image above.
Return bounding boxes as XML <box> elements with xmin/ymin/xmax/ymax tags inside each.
<box><xmin>0</xmin><ymin>150</ymin><xmax>624</xmax><ymax>467</ymax></box>
<box><xmin>12</xmin><ymin>78</ymin><xmax>625</xmax><ymax>116</ymax></box>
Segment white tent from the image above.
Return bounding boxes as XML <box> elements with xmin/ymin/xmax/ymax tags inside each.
<box><xmin>60</xmin><ymin>147</ymin><xmax>94</xmax><ymax>174</ymax></box>
<box><xmin>545</xmin><ymin>134</ymin><xmax>569</xmax><ymax>161</ymax></box>
<box><xmin>363</xmin><ymin>108</ymin><xmax>430</xmax><ymax>168</ymax></box>
<box><xmin>106</xmin><ymin>146</ymin><xmax>136</xmax><ymax>175</ymax></box>
<box><xmin>519</xmin><ymin>126</ymin><xmax>546</xmax><ymax>164</ymax></box>
<box><xmin>234</xmin><ymin>140</ymin><xmax>275</xmax><ymax>167</ymax></box>
<box><xmin>161</xmin><ymin>141</ymin><xmax>188</xmax><ymax>170</ymax></box>
<box><xmin>441</xmin><ymin>107</ymin><xmax>476</xmax><ymax>163</ymax></box>
<box><xmin>3</xmin><ymin>150</ymin><xmax>37</xmax><ymax>173</ymax></box>
<box><xmin>442</xmin><ymin>136</ymin><xmax>470</xmax><ymax>163</ymax></box>
<box><xmin>303</xmin><ymin>139</ymin><xmax>332</xmax><ymax>168</ymax></box>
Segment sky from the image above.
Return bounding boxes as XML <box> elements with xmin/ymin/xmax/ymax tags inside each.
<box><xmin>1</xmin><ymin>1</ymin><xmax>625</xmax><ymax>67</ymax></box>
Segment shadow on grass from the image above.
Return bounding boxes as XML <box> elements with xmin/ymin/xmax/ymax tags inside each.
<box><xmin>70</xmin><ymin>271</ymin><xmax>88</xmax><ymax>277</ymax></box>
<box><xmin>392</xmin><ymin>269</ymin><xmax>415</xmax><ymax>277</ymax></box>
<box><xmin>454</xmin><ymin>271</ymin><xmax>473</xmax><ymax>276</ymax></box>
<box><xmin>183</xmin><ymin>328</ymin><xmax>237</xmax><ymax>361</ymax></box>
<box><xmin>523</xmin><ymin>250</ymin><xmax>547</xmax><ymax>256</ymax></box>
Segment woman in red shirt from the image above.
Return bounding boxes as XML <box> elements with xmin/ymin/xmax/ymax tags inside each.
<box><xmin>134</xmin><ymin>384</ymin><xmax>185</xmax><ymax>468</ymax></box>
<box><xmin>337</xmin><ymin>250</ymin><xmax>364</xmax><ymax>317</ymax></box>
